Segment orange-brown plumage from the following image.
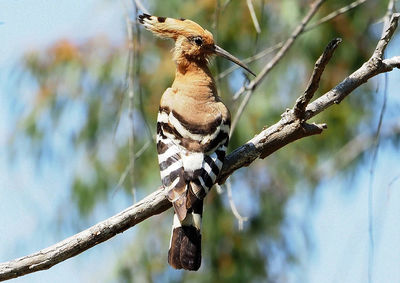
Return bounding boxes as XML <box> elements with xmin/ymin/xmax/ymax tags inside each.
<box><xmin>138</xmin><ymin>13</ymin><xmax>254</xmax><ymax>271</ymax></box>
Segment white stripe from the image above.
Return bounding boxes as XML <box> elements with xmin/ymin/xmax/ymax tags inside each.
<box><xmin>201</xmin><ymin>124</ymin><xmax>228</xmax><ymax>146</ymax></box>
<box><xmin>219</xmin><ymin>145</ymin><xmax>227</xmax><ymax>152</ymax></box>
<box><xmin>210</xmin><ymin>152</ymin><xmax>223</xmax><ymax>169</ymax></box>
<box><xmin>219</xmin><ymin>124</ymin><xmax>230</xmax><ymax>134</ymax></box>
<box><xmin>203</xmin><ymin>162</ymin><xmax>217</xmax><ymax>183</ymax></box>
<box><xmin>201</xmin><ymin>123</ymin><xmax>228</xmax><ymax>145</ymax></box>
<box><xmin>172</xmin><ymin>213</ymin><xmax>181</xmax><ymax>229</ymax></box>
<box><xmin>198</xmin><ymin>176</ymin><xmax>209</xmax><ymax>193</ymax></box>
<box><xmin>204</xmin><ymin>137</ymin><xmax>228</xmax><ymax>154</ymax></box>
<box><xmin>160</xmin><ymin>161</ymin><xmax>182</xmax><ymax>179</ymax></box>
<box><xmin>182</xmin><ymin>152</ymin><xmax>203</xmax><ymax>172</ymax></box>
<box><xmin>158</xmin><ymin>145</ymin><xmax>178</xmax><ymax>163</ymax></box>
<box><xmin>156</xmin><ymin>133</ymin><xmax>173</xmax><ymax>145</ymax></box>
<box><xmin>157</xmin><ymin>111</ymin><xmax>169</xmax><ymax>123</ymax></box>
<box><xmin>182</xmin><ymin>213</ymin><xmax>202</xmax><ymax>230</ymax></box>
<box><xmin>163</xmin><ymin>131</ymin><xmax>182</xmax><ymax>145</ymax></box>
<box><xmin>169</xmin><ymin>112</ymin><xmax>223</xmax><ymax>144</ymax></box>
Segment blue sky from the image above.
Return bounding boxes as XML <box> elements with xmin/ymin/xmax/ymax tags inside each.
<box><xmin>0</xmin><ymin>1</ymin><xmax>399</xmax><ymax>282</ymax></box>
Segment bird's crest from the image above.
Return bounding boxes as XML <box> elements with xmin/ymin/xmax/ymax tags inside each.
<box><xmin>138</xmin><ymin>13</ymin><xmax>214</xmax><ymax>44</ymax></box>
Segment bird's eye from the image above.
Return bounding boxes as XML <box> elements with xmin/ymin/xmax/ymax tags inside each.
<box><xmin>193</xmin><ymin>37</ymin><xmax>203</xmax><ymax>46</ymax></box>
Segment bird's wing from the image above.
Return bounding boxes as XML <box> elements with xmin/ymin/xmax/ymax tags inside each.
<box><xmin>157</xmin><ymin>109</ymin><xmax>187</xmax><ymax>221</ymax></box>
<box><xmin>157</xmin><ymin>104</ymin><xmax>229</xmax><ymax>220</ymax></box>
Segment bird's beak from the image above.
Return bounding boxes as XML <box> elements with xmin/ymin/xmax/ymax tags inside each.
<box><xmin>214</xmin><ymin>45</ymin><xmax>256</xmax><ymax>76</ymax></box>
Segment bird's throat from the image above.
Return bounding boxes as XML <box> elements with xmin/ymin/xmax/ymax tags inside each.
<box><xmin>172</xmin><ymin>60</ymin><xmax>217</xmax><ymax>100</ymax></box>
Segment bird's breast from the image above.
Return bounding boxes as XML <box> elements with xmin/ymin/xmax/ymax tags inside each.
<box><xmin>160</xmin><ymin>86</ymin><xmax>229</xmax><ymax>129</ymax></box>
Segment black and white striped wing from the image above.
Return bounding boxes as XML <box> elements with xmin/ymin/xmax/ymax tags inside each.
<box><xmin>156</xmin><ymin>105</ymin><xmax>229</xmax><ymax>271</ymax></box>
<box><xmin>186</xmin><ymin>136</ymin><xmax>228</xmax><ymax>200</ymax></box>
<box><xmin>157</xmin><ymin>106</ymin><xmax>229</xmax><ymax>202</ymax></box>
<box><xmin>156</xmin><ymin>111</ymin><xmax>188</xmax><ymax>221</ymax></box>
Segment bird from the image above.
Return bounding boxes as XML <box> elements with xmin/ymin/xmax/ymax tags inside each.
<box><xmin>138</xmin><ymin>13</ymin><xmax>255</xmax><ymax>271</ymax></box>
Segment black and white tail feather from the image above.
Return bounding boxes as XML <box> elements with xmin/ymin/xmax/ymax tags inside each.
<box><xmin>156</xmin><ymin>106</ymin><xmax>229</xmax><ymax>271</ymax></box>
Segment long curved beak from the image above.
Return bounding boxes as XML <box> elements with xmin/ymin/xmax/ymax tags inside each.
<box><xmin>214</xmin><ymin>45</ymin><xmax>256</xmax><ymax>76</ymax></box>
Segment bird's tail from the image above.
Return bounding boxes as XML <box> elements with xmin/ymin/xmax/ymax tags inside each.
<box><xmin>168</xmin><ymin>200</ymin><xmax>203</xmax><ymax>271</ymax></box>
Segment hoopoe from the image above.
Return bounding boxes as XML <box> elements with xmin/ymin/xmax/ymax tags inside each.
<box><xmin>138</xmin><ymin>13</ymin><xmax>254</xmax><ymax>271</ymax></box>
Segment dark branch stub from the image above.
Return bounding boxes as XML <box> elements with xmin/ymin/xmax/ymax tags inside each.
<box><xmin>294</xmin><ymin>37</ymin><xmax>342</xmax><ymax>119</ymax></box>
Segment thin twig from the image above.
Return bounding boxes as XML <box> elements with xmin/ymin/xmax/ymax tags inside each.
<box><xmin>220</xmin><ymin>43</ymin><xmax>283</xmax><ymax>81</ymax></box>
<box><xmin>111</xmin><ymin>85</ymin><xmax>127</xmax><ymax>142</ymax></box>
<box><xmin>226</xmin><ymin>179</ymin><xmax>248</xmax><ymax>230</ymax></box>
<box><xmin>368</xmin><ymin>72</ymin><xmax>388</xmax><ymax>283</ymax></box>
<box><xmin>368</xmin><ymin>4</ymin><xmax>395</xmax><ymax>282</ymax></box>
<box><xmin>213</xmin><ymin>0</ymin><xmax>223</xmax><ymax>93</ymax></box>
<box><xmin>388</xmin><ymin>174</ymin><xmax>400</xmax><ymax>188</ymax></box>
<box><xmin>315</xmin><ymin>119</ymin><xmax>400</xmax><ymax>178</ymax></box>
<box><xmin>221</xmin><ymin>0</ymin><xmax>232</xmax><ymax>11</ymax></box>
<box><xmin>247</xmin><ymin>0</ymin><xmax>261</xmax><ymax>34</ymax></box>
<box><xmin>126</xmin><ymin>16</ymin><xmax>137</xmax><ymax>203</ymax></box>
<box><xmin>131</xmin><ymin>0</ymin><xmax>154</xmax><ymax>143</ymax></box>
<box><xmin>112</xmin><ymin>140</ymin><xmax>151</xmax><ymax>196</ymax></box>
<box><xmin>304</xmin><ymin>0</ymin><xmax>368</xmax><ymax>32</ymax></box>
<box><xmin>230</xmin><ymin>0</ymin><xmax>326</xmax><ymax>134</ymax></box>
<box><xmin>133</xmin><ymin>0</ymin><xmax>149</xmax><ymax>14</ymax></box>
<box><xmin>219</xmin><ymin>0</ymin><xmax>367</xmax><ymax>80</ymax></box>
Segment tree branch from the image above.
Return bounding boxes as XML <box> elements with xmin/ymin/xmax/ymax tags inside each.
<box><xmin>0</xmin><ymin>188</ymin><xmax>171</xmax><ymax>281</ymax></box>
<box><xmin>230</xmin><ymin>0</ymin><xmax>326</xmax><ymax>133</ymax></box>
<box><xmin>1</xmin><ymin>12</ymin><xmax>399</xmax><ymax>283</ymax></box>
<box><xmin>294</xmin><ymin>37</ymin><xmax>342</xmax><ymax>118</ymax></box>
<box><xmin>218</xmin><ymin>0</ymin><xmax>368</xmax><ymax>80</ymax></box>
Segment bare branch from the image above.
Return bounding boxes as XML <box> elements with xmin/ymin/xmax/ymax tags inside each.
<box><xmin>305</xmin><ymin>14</ymin><xmax>400</xmax><ymax>120</ymax></box>
<box><xmin>219</xmin><ymin>43</ymin><xmax>283</xmax><ymax>80</ymax></box>
<box><xmin>373</xmin><ymin>13</ymin><xmax>399</xmax><ymax>59</ymax></box>
<box><xmin>226</xmin><ymin>180</ymin><xmax>248</xmax><ymax>230</ymax></box>
<box><xmin>220</xmin><ymin>0</ymin><xmax>367</xmax><ymax>80</ymax></box>
<box><xmin>241</xmin><ymin>0</ymin><xmax>326</xmax><ymax>92</ymax></box>
<box><xmin>112</xmin><ymin>140</ymin><xmax>151</xmax><ymax>196</ymax></box>
<box><xmin>132</xmin><ymin>0</ymin><xmax>149</xmax><ymax>14</ymax></box>
<box><xmin>126</xmin><ymin>16</ymin><xmax>137</xmax><ymax>202</ymax></box>
<box><xmin>0</xmin><ymin>188</ymin><xmax>171</xmax><ymax>281</ymax></box>
<box><xmin>231</xmin><ymin>0</ymin><xmax>325</xmax><ymax>134</ymax></box>
<box><xmin>304</xmin><ymin>0</ymin><xmax>367</xmax><ymax>32</ymax></box>
<box><xmin>316</xmin><ymin>119</ymin><xmax>400</xmax><ymax>178</ymax></box>
<box><xmin>294</xmin><ymin>37</ymin><xmax>342</xmax><ymax>118</ymax></box>
<box><xmin>247</xmin><ymin>0</ymin><xmax>261</xmax><ymax>34</ymax></box>
<box><xmin>383</xmin><ymin>56</ymin><xmax>400</xmax><ymax>68</ymax></box>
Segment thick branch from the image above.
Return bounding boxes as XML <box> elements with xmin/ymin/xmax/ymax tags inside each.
<box><xmin>0</xmin><ymin>188</ymin><xmax>171</xmax><ymax>281</ymax></box>
<box><xmin>1</xmin><ymin>10</ymin><xmax>399</xmax><ymax>283</ymax></box>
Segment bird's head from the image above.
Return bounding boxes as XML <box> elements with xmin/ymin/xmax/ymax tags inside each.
<box><xmin>138</xmin><ymin>14</ymin><xmax>255</xmax><ymax>76</ymax></box>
